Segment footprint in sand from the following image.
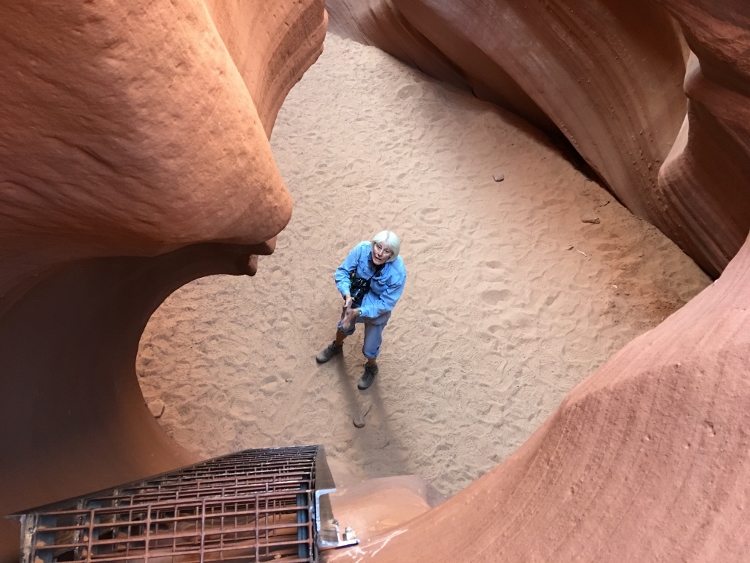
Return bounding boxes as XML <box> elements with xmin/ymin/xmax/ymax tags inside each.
<box><xmin>481</xmin><ymin>289</ymin><xmax>511</xmax><ymax>305</ymax></box>
<box><xmin>419</xmin><ymin>206</ymin><xmax>441</xmax><ymax>224</ymax></box>
<box><xmin>396</xmin><ymin>84</ymin><xmax>421</xmax><ymax>99</ymax></box>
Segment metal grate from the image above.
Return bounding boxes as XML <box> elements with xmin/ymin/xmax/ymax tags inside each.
<box><xmin>13</xmin><ymin>445</ymin><xmax>339</xmax><ymax>562</ymax></box>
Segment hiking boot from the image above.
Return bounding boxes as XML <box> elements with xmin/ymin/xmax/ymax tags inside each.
<box><xmin>358</xmin><ymin>363</ymin><xmax>378</xmax><ymax>390</ymax></box>
<box><xmin>316</xmin><ymin>342</ymin><xmax>343</xmax><ymax>363</ymax></box>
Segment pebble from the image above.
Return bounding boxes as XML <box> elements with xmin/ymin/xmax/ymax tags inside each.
<box><xmin>149</xmin><ymin>399</ymin><xmax>165</xmax><ymax>418</ymax></box>
<box><xmin>581</xmin><ymin>216</ymin><xmax>600</xmax><ymax>224</ymax></box>
<box><xmin>492</xmin><ymin>173</ymin><xmax>505</xmax><ymax>182</ymax></box>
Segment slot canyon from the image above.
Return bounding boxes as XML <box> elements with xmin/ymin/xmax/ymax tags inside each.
<box><xmin>1</xmin><ymin>1</ymin><xmax>749</xmax><ymax>561</ymax></box>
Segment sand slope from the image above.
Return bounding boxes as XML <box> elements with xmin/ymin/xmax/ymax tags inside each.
<box><xmin>137</xmin><ymin>33</ymin><xmax>709</xmax><ymax>496</ymax></box>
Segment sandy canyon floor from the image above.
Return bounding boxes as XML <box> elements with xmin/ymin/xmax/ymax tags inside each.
<box><xmin>137</xmin><ymin>33</ymin><xmax>710</xmax><ymax>497</ymax></box>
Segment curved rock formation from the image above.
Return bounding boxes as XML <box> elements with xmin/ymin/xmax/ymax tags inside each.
<box><xmin>327</xmin><ymin>0</ymin><xmax>750</xmax><ymax>277</ymax></box>
<box><xmin>0</xmin><ymin>1</ymin><xmax>325</xmax><ymax>559</ymax></box>
<box><xmin>2</xmin><ymin>0</ymin><xmax>750</xmax><ymax>561</ymax></box>
<box><xmin>326</xmin><ymin>0</ymin><xmax>558</xmax><ymax>134</ymax></box>
<box><xmin>655</xmin><ymin>0</ymin><xmax>750</xmax><ymax>275</ymax></box>
<box><xmin>204</xmin><ymin>0</ymin><xmax>328</xmax><ymax>136</ymax></box>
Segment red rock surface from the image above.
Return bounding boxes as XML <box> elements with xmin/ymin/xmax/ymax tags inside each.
<box><xmin>328</xmin><ymin>0</ymin><xmax>750</xmax><ymax>277</ymax></box>
<box><xmin>0</xmin><ymin>1</ymin><xmax>324</xmax><ymax>559</ymax></box>
<box><xmin>204</xmin><ymin>0</ymin><xmax>327</xmax><ymax>136</ymax></box>
<box><xmin>1</xmin><ymin>0</ymin><xmax>750</xmax><ymax>561</ymax></box>
<box><xmin>655</xmin><ymin>0</ymin><xmax>750</xmax><ymax>275</ymax></box>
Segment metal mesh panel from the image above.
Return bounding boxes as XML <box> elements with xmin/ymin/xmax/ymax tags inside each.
<box><xmin>16</xmin><ymin>446</ymin><xmax>322</xmax><ymax>562</ymax></box>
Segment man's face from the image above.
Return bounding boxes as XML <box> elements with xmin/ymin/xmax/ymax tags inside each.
<box><xmin>372</xmin><ymin>242</ymin><xmax>393</xmax><ymax>265</ymax></box>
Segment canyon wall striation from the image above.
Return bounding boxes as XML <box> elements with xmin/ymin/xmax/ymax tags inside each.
<box><xmin>655</xmin><ymin>0</ymin><xmax>750</xmax><ymax>275</ymax></box>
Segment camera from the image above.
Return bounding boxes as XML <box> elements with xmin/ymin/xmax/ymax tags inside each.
<box><xmin>350</xmin><ymin>276</ymin><xmax>371</xmax><ymax>307</ymax></box>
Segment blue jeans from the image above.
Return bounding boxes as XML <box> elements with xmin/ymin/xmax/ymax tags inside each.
<box><xmin>338</xmin><ymin>311</ymin><xmax>392</xmax><ymax>359</ymax></box>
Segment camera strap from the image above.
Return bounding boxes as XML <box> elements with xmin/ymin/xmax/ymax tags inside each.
<box><xmin>350</xmin><ymin>262</ymin><xmax>385</xmax><ymax>307</ymax></box>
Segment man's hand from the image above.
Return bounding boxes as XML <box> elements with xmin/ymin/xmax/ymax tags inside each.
<box><xmin>340</xmin><ymin>307</ymin><xmax>359</xmax><ymax>332</ymax></box>
<box><xmin>343</xmin><ymin>293</ymin><xmax>352</xmax><ymax>309</ymax></box>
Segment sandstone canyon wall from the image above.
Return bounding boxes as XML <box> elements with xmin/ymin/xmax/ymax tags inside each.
<box><xmin>655</xmin><ymin>0</ymin><xmax>750</xmax><ymax>277</ymax></box>
<box><xmin>327</xmin><ymin>0</ymin><xmax>750</xmax><ymax>278</ymax></box>
<box><xmin>0</xmin><ymin>1</ymin><xmax>325</xmax><ymax>560</ymax></box>
<box><xmin>2</xmin><ymin>0</ymin><xmax>750</xmax><ymax>561</ymax></box>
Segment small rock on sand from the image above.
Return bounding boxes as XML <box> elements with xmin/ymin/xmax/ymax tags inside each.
<box><xmin>581</xmin><ymin>216</ymin><xmax>600</xmax><ymax>224</ymax></box>
<box><xmin>149</xmin><ymin>399</ymin><xmax>165</xmax><ymax>418</ymax></box>
<box><xmin>492</xmin><ymin>173</ymin><xmax>505</xmax><ymax>182</ymax></box>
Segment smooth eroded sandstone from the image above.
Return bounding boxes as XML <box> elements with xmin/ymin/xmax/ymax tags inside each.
<box><xmin>2</xmin><ymin>0</ymin><xmax>750</xmax><ymax>561</ymax></box>
<box><xmin>0</xmin><ymin>1</ymin><xmax>325</xmax><ymax>559</ymax></box>
<box><xmin>654</xmin><ymin>0</ymin><xmax>750</xmax><ymax>275</ymax></box>
<box><xmin>327</xmin><ymin>0</ymin><xmax>687</xmax><ymax>209</ymax></box>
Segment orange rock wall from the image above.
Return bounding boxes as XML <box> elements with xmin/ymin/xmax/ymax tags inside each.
<box><xmin>2</xmin><ymin>0</ymin><xmax>750</xmax><ymax>561</ymax></box>
<box><xmin>203</xmin><ymin>0</ymin><xmax>327</xmax><ymax>136</ymax></box>
<box><xmin>327</xmin><ymin>0</ymin><xmax>750</xmax><ymax>277</ymax></box>
<box><xmin>655</xmin><ymin>0</ymin><xmax>750</xmax><ymax>275</ymax></box>
<box><xmin>0</xmin><ymin>1</ymin><xmax>325</xmax><ymax>560</ymax></box>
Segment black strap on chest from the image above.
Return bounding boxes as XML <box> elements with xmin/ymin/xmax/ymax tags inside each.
<box><xmin>349</xmin><ymin>262</ymin><xmax>385</xmax><ymax>307</ymax></box>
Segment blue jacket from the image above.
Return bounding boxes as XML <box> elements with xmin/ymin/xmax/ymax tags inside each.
<box><xmin>334</xmin><ymin>241</ymin><xmax>407</xmax><ymax>319</ymax></box>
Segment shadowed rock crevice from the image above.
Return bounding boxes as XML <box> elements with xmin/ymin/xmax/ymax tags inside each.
<box><xmin>0</xmin><ymin>242</ymin><xmax>275</xmax><ymax>560</ymax></box>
